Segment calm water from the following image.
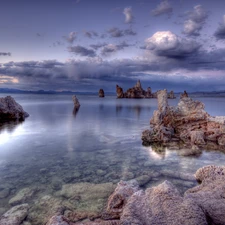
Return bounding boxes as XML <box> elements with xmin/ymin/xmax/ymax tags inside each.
<box><xmin>1</xmin><ymin>94</ymin><xmax>225</xmax><ymax>224</ymax></box>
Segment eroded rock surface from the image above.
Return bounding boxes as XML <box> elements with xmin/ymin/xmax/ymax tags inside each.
<box><xmin>0</xmin><ymin>96</ymin><xmax>29</xmax><ymax>121</ymax></box>
<box><xmin>0</xmin><ymin>204</ymin><xmax>29</xmax><ymax>225</ymax></box>
<box><xmin>142</xmin><ymin>89</ymin><xmax>225</xmax><ymax>150</ymax></box>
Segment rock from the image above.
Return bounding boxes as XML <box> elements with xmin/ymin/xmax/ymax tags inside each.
<box><xmin>72</xmin><ymin>95</ymin><xmax>80</xmax><ymax>109</ymax></box>
<box><xmin>116</xmin><ymin>85</ymin><xmax>124</xmax><ymax>98</ymax></box>
<box><xmin>0</xmin><ymin>187</ymin><xmax>10</xmax><ymax>199</ymax></box>
<box><xmin>120</xmin><ymin>181</ymin><xmax>207</xmax><ymax>225</ymax></box>
<box><xmin>0</xmin><ymin>204</ymin><xmax>29</xmax><ymax>225</ymax></box>
<box><xmin>185</xmin><ymin>165</ymin><xmax>225</xmax><ymax>225</ymax></box>
<box><xmin>135</xmin><ymin>175</ymin><xmax>151</xmax><ymax>186</ymax></box>
<box><xmin>116</xmin><ymin>81</ymin><xmax>175</xmax><ymax>99</ymax></box>
<box><xmin>177</xmin><ymin>147</ymin><xmax>202</xmax><ymax>156</ymax></box>
<box><xmin>96</xmin><ymin>169</ymin><xmax>107</xmax><ymax>176</ymax></box>
<box><xmin>168</xmin><ymin>90</ymin><xmax>175</xmax><ymax>99</ymax></box>
<box><xmin>102</xmin><ymin>180</ymin><xmax>140</xmax><ymax>220</ymax></box>
<box><xmin>0</xmin><ymin>96</ymin><xmax>29</xmax><ymax>121</ymax></box>
<box><xmin>9</xmin><ymin>187</ymin><xmax>36</xmax><ymax>206</ymax></box>
<box><xmin>46</xmin><ymin>215</ymin><xmax>70</xmax><ymax>225</ymax></box>
<box><xmin>99</xmin><ymin>89</ymin><xmax>105</xmax><ymax>98</ymax></box>
<box><xmin>180</xmin><ymin>90</ymin><xmax>188</xmax><ymax>98</ymax></box>
<box><xmin>59</xmin><ymin>182</ymin><xmax>115</xmax><ymax>214</ymax></box>
<box><xmin>142</xmin><ymin>89</ymin><xmax>225</xmax><ymax>150</ymax></box>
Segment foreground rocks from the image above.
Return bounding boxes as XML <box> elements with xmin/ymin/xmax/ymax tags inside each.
<box><xmin>0</xmin><ymin>96</ymin><xmax>29</xmax><ymax>121</ymax></box>
<box><xmin>142</xmin><ymin>89</ymin><xmax>225</xmax><ymax>150</ymax></box>
<box><xmin>99</xmin><ymin>89</ymin><xmax>105</xmax><ymax>98</ymax></box>
<box><xmin>116</xmin><ymin>80</ymin><xmax>175</xmax><ymax>99</ymax></box>
<box><xmin>45</xmin><ymin>165</ymin><xmax>225</xmax><ymax>225</ymax></box>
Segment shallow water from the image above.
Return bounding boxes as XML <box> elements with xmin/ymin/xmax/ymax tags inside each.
<box><xmin>1</xmin><ymin>94</ymin><xmax>225</xmax><ymax>224</ymax></box>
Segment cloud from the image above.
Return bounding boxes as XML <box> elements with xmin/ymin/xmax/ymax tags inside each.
<box><xmin>90</xmin><ymin>43</ymin><xmax>107</xmax><ymax>50</ymax></box>
<box><xmin>123</xmin><ymin>7</ymin><xmax>134</xmax><ymax>24</ymax></box>
<box><xmin>108</xmin><ymin>27</ymin><xmax>136</xmax><ymax>38</ymax></box>
<box><xmin>63</xmin><ymin>32</ymin><xmax>77</xmax><ymax>44</ymax></box>
<box><xmin>214</xmin><ymin>15</ymin><xmax>225</xmax><ymax>40</ymax></box>
<box><xmin>0</xmin><ymin>52</ymin><xmax>11</xmax><ymax>56</ymax></box>
<box><xmin>183</xmin><ymin>5</ymin><xmax>208</xmax><ymax>36</ymax></box>
<box><xmin>68</xmin><ymin>45</ymin><xmax>96</xmax><ymax>57</ymax></box>
<box><xmin>151</xmin><ymin>0</ymin><xmax>173</xmax><ymax>17</ymax></box>
<box><xmin>144</xmin><ymin>31</ymin><xmax>201</xmax><ymax>59</ymax></box>
<box><xmin>101</xmin><ymin>41</ymin><xmax>130</xmax><ymax>56</ymax></box>
<box><xmin>84</xmin><ymin>31</ymin><xmax>98</xmax><ymax>38</ymax></box>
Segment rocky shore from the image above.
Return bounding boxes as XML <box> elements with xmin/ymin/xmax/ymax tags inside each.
<box><xmin>0</xmin><ymin>96</ymin><xmax>29</xmax><ymax>121</ymax></box>
<box><xmin>142</xmin><ymin>89</ymin><xmax>225</xmax><ymax>151</ymax></box>
<box><xmin>1</xmin><ymin>165</ymin><xmax>224</xmax><ymax>224</ymax></box>
<box><xmin>116</xmin><ymin>80</ymin><xmax>175</xmax><ymax>99</ymax></box>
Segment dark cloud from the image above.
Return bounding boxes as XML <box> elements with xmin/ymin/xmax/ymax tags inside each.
<box><xmin>151</xmin><ymin>0</ymin><xmax>173</xmax><ymax>17</ymax></box>
<box><xmin>108</xmin><ymin>27</ymin><xmax>136</xmax><ymax>38</ymax></box>
<box><xmin>144</xmin><ymin>31</ymin><xmax>201</xmax><ymax>59</ymax></box>
<box><xmin>36</xmin><ymin>33</ymin><xmax>41</xmax><ymax>37</ymax></box>
<box><xmin>90</xmin><ymin>43</ymin><xmax>107</xmax><ymax>50</ymax></box>
<box><xmin>68</xmin><ymin>45</ymin><xmax>96</xmax><ymax>57</ymax></box>
<box><xmin>0</xmin><ymin>52</ymin><xmax>11</xmax><ymax>56</ymax></box>
<box><xmin>84</xmin><ymin>31</ymin><xmax>99</xmax><ymax>39</ymax></box>
<box><xmin>101</xmin><ymin>41</ymin><xmax>130</xmax><ymax>56</ymax></box>
<box><xmin>214</xmin><ymin>15</ymin><xmax>225</xmax><ymax>40</ymax></box>
<box><xmin>183</xmin><ymin>5</ymin><xmax>208</xmax><ymax>36</ymax></box>
<box><xmin>63</xmin><ymin>32</ymin><xmax>77</xmax><ymax>44</ymax></box>
<box><xmin>123</xmin><ymin>7</ymin><xmax>134</xmax><ymax>24</ymax></box>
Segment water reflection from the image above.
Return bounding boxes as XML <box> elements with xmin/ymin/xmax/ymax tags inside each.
<box><xmin>72</xmin><ymin>107</ymin><xmax>80</xmax><ymax>117</ymax></box>
<box><xmin>0</xmin><ymin>120</ymin><xmax>23</xmax><ymax>133</ymax></box>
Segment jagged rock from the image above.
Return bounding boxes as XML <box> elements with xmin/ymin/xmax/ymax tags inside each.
<box><xmin>9</xmin><ymin>187</ymin><xmax>36</xmax><ymax>206</ymax></box>
<box><xmin>142</xmin><ymin>89</ymin><xmax>225</xmax><ymax>150</ymax></box>
<box><xmin>180</xmin><ymin>90</ymin><xmax>188</xmax><ymax>98</ymax></box>
<box><xmin>116</xmin><ymin>81</ymin><xmax>175</xmax><ymax>99</ymax></box>
<box><xmin>116</xmin><ymin>85</ymin><xmax>124</xmax><ymax>98</ymax></box>
<box><xmin>72</xmin><ymin>95</ymin><xmax>80</xmax><ymax>109</ymax></box>
<box><xmin>0</xmin><ymin>204</ymin><xmax>29</xmax><ymax>225</ymax></box>
<box><xmin>102</xmin><ymin>180</ymin><xmax>139</xmax><ymax>220</ymax></box>
<box><xmin>0</xmin><ymin>96</ymin><xmax>29</xmax><ymax>121</ymax></box>
<box><xmin>99</xmin><ymin>89</ymin><xmax>105</xmax><ymax>98</ymax></box>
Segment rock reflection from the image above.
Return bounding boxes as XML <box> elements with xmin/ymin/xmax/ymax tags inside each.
<box><xmin>72</xmin><ymin>107</ymin><xmax>80</xmax><ymax>118</ymax></box>
<box><xmin>0</xmin><ymin>120</ymin><xmax>24</xmax><ymax>134</ymax></box>
<box><xmin>116</xmin><ymin>105</ymin><xmax>151</xmax><ymax>118</ymax></box>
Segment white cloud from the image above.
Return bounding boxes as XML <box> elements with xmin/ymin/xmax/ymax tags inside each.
<box><xmin>151</xmin><ymin>0</ymin><xmax>173</xmax><ymax>17</ymax></box>
<box><xmin>123</xmin><ymin>7</ymin><xmax>134</xmax><ymax>24</ymax></box>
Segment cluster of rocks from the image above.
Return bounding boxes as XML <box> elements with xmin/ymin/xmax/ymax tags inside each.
<box><xmin>36</xmin><ymin>165</ymin><xmax>225</xmax><ymax>224</ymax></box>
<box><xmin>142</xmin><ymin>89</ymin><xmax>225</xmax><ymax>150</ymax></box>
<box><xmin>116</xmin><ymin>80</ymin><xmax>175</xmax><ymax>99</ymax></box>
<box><xmin>0</xmin><ymin>96</ymin><xmax>29</xmax><ymax>121</ymax></box>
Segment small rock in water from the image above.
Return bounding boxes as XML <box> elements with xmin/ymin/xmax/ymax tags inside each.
<box><xmin>96</xmin><ymin>169</ymin><xmax>107</xmax><ymax>176</ymax></box>
<box><xmin>0</xmin><ymin>188</ymin><xmax>10</xmax><ymax>199</ymax></box>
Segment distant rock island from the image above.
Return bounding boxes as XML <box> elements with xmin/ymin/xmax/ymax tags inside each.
<box><xmin>99</xmin><ymin>89</ymin><xmax>105</xmax><ymax>98</ymax></box>
<box><xmin>142</xmin><ymin>89</ymin><xmax>225</xmax><ymax>151</ymax></box>
<box><xmin>0</xmin><ymin>96</ymin><xmax>29</xmax><ymax>121</ymax></box>
<box><xmin>116</xmin><ymin>80</ymin><xmax>175</xmax><ymax>99</ymax></box>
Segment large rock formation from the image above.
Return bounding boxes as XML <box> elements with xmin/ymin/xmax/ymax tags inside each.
<box><xmin>99</xmin><ymin>89</ymin><xmax>105</xmax><ymax>98</ymax></box>
<box><xmin>0</xmin><ymin>96</ymin><xmax>29</xmax><ymax>121</ymax></box>
<box><xmin>45</xmin><ymin>165</ymin><xmax>225</xmax><ymax>225</ymax></box>
<box><xmin>142</xmin><ymin>89</ymin><xmax>225</xmax><ymax>150</ymax></box>
<box><xmin>72</xmin><ymin>95</ymin><xmax>80</xmax><ymax>109</ymax></box>
<box><xmin>116</xmin><ymin>80</ymin><xmax>175</xmax><ymax>99</ymax></box>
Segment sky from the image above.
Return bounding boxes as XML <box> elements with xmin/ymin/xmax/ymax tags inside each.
<box><xmin>0</xmin><ymin>0</ymin><xmax>225</xmax><ymax>92</ymax></box>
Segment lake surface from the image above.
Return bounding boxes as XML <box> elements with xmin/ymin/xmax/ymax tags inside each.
<box><xmin>1</xmin><ymin>94</ymin><xmax>225</xmax><ymax>224</ymax></box>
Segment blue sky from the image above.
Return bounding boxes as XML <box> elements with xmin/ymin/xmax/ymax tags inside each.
<box><xmin>0</xmin><ymin>0</ymin><xmax>225</xmax><ymax>92</ymax></box>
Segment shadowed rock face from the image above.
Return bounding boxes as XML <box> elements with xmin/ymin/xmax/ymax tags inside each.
<box><xmin>116</xmin><ymin>81</ymin><xmax>175</xmax><ymax>99</ymax></box>
<box><xmin>45</xmin><ymin>165</ymin><xmax>225</xmax><ymax>225</ymax></box>
<box><xmin>142</xmin><ymin>89</ymin><xmax>225</xmax><ymax>150</ymax></box>
<box><xmin>72</xmin><ymin>95</ymin><xmax>80</xmax><ymax>109</ymax></box>
<box><xmin>0</xmin><ymin>96</ymin><xmax>29</xmax><ymax>121</ymax></box>
<box><xmin>99</xmin><ymin>89</ymin><xmax>105</xmax><ymax>98</ymax></box>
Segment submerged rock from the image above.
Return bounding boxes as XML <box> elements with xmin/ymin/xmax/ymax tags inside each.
<box><xmin>46</xmin><ymin>215</ymin><xmax>70</xmax><ymax>225</ymax></box>
<box><xmin>99</xmin><ymin>89</ymin><xmax>105</xmax><ymax>98</ymax></box>
<box><xmin>72</xmin><ymin>95</ymin><xmax>80</xmax><ymax>109</ymax></box>
<box><xmin>142</xmin><ymin>89</ymin><xmax>225</xmax><ymax>150</ymax></box>
<box><xmin>0</xmin><ymin>204</ymin><xmax>29</xmax><ymax>225</ymax></box>
<box><xmin>0</xmin><ymin>96</ymin><xmax>29</xmax><ymax>121</ymax></box>
<box><xmin>116</xmin><ymin>80</ymin><xmax>175</xmax><ymax>99</ymax></box>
